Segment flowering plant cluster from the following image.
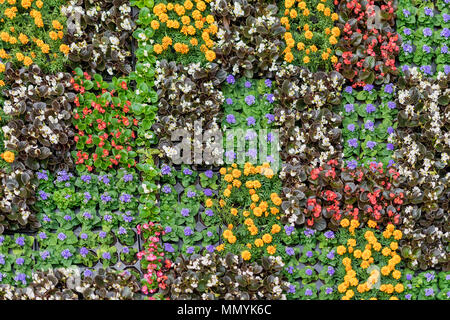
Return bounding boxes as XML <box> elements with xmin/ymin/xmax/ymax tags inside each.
<box><xmin>143</xmin><ymin>0</ymin><xmax>218</xmax><ymax>63</ymax></box>
<box><xmin>0</xmin><ymin>267</ymin><xmax>141</xmax><ymax>300</ymax></box>
<box><xmin>335</xmin><ymin>0</ymin><xmax>400</xmax><ymax>87</ymax></box>
<box><xmin>0</xmin><ymin>234</ymin><xmax>34</xmax><ymax>287</ymax></box>
<box><xmin>61</xmin><ymin>0</ymin><xmax>135</xmax><ymax>77</ymax></box>
<box><xmin>0</xmin><ymin>0</ymin><xmax>68</xmax><ymax>86</ymax></box>
<box><xmin>341</xmin><ymin>83</ymin><xmax>397</xmax><ymax>167</ymax></box>
<box><xmin>279</xmin><ymin>0</ymin><xmax>339</xmax><ymax>70</ymax></box>
<box><xmin>398</xmin><ymin>0</ymin><xmax>450</xmax><ymax>76</ymax></box>
<box><xmin>33</xmin><ymin>169</ymin><xmax>142</xmax><ymax>269</ymax></box>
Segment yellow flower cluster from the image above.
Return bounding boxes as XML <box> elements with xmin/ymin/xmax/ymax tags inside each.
<box><xmin>151</xmin><ymin>0</ymin><xmax>217</xmax><ymax>62</ymax></box>
<box><xmin>280</xmin><ymin>0</ymin><xmax>339</xmax><ymax>65</ymax></box>
<box><xmin>0</xmin><ymin>0</ymin><xmax>67</xmax><ymax>83</ymax></box>
<box><xmin>337</xmin><ymin>222</ymin><xmax>404</xmax><ymax>300</ymax></box>
<box><xmin>214</xmin><ymin>163</ymin><xmax>282</xmax><ymax>260</ymax></box>
<box><xmin>0</xmin><ymin>150</ymin><xmax>15</xmax><ymax>163</ymax></box>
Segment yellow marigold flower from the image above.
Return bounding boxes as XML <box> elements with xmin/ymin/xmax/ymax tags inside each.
<box><xmin>394</xmin><ymin>283</ymin><xmax>404</xmax><ymax>293</ymax></box>
<box><xmin>347</xmin><ymin>238</ymin><xmax>356</xmax><ymax>247</ymax></box>
<box><xmin>338</xmin><ymin>282</ymin><xmax>348</xmax><ymax>293</ymax></box>
<box><xmin>223</xmin><ymin>188</ymin><xmax>231</xmax><ymax>198</ymax></box>
<box><xmin>244</xmin><ymin>218</ymin><xmax>254</xmax><ymax>226</ymax></box>
<box><xmin>332</xmin><ymin>27</ymin><xmax>341</xmax><ymax>37</ymax></box>
<box><xmin>286</xmin><ymin>37</ymin><xmax>295</xmax><ymax>48</ymax></box>
<box><xmin>0</xmin><ymin>62</ymin><xmax>5</xmax><ymax>73</ymax></box>
<box><xmin>305</xmin><ymin>30</ymin><xmax>313</xmax><ymax>40</ymax></box>
<box><xmin>251</xmin><ymin>194</ymin><xmax>259</xmax><ymax>203</ymax></box>
<box><xmin>250</xmin><ymin>203</ymin><xmax>256</xmax><ymax>210</ymax></box>
<box><xmin>342</xmin><ymin>257</ymin><xmax>351</xmax><ymax>266</ymax></box>
<box><xmin>360</xmin><ymin>260</ymin><xmax>370</xmax><ymax>269</ymax></box>
<box><xmin>36</xmin><ymin>0</ymin><xmax>43</xmax><ymax>8</ymax></box>
<box><xmin>184</xmin><ymin>0</ymin><xmax>193</xmax><ymax>10</ymax></box>
<box><xmin>251</xmin><ymin>206</ymin><xmax>261</xmax><ymax>217</ymax></box>
<box><xmin>23</xmin><ymin>56</ymin><xmax>33</xmax><ymax>66</ymax></box>
<box><xmin>337</xmin><ymin>245</ymin><xmax>346</xmax><ymax>255</ymax></box>
<box><xmin>59</xmin><ymin>44</ymin><xmax>70</xmax><ymax>55</ymax></box>
<box><xmin>243</xmin><ymin>210</ymin><xmax>250</xmax><ymax>217</ymax></box>
<box><xmin>303</xmin><ymin>8</ymin><xmax>310</xmax><ymax>16</ymax></box>
<box><xmin>262</xmin><ymin>233</ymin><xmax>272</xmax><ymax>244</ymax></box>
<box><xmin>231</xmin><ymin>169</ymin><xmax>241</xmax><ymax>178</ymax></box>
<box><xmin>297</xmin><ymin>42</ymin><xmax>305</xmax><ymax>51</ymax></box>
<box><xmin>232</xmin><ymin>179</ymin><xmax>241</xmax><ymax>188</ymax></box>
<box><xmin>317</xmin><ymin>3</ymin><xmax>325</xmax><ymax>11</ymax></box>
<box><xmin>385</xmin><ymin>284</ymin><xmax>394</xmax><ymax>294</ymax></box>
<box><xmin>372</xmin><ymin>242</ymin><xmax>381</xmax><ymax>251</ymax></box>
<box><xmin>52</xmin><ymin>20</ymin><xmax>63</xmax><ymax>30</ymax></box>
<box><xmin>1</xmin><ymin>151</ymin><xmax>15</xmax><ymax>163</ymax></box>
<box><xmin>392</xmin><ymin>254</ymin><xmax>401</xmax><ymax>264</ymax></box>
<box><xmin>350</xmin><ymin>219</ymin><xmax>359</xmax><ymax>228</ymax></box>
<box><xmin>329</xmin><ymin>36</ymin><xmax>337</xmax><ymax>45</ymax></box>
<box><xmin>382</xmin><ymin>247</ymin><xmax>391</xmax><ymax>256</ymax></box>
<box><xmin>393</xmin><ymin>230</ymin><xmax>402</xmax><ymax>240</ymax></box>
<box><xmin>331</xmin><ymin>55</ymin><xmax>338</xmax><ymax>63</ymax></box>
<box><xmin>270</xmin><ymin>207</ymin><xmax>279</xmax><ymax>215</ymax></box>
<box><xmin>230</xmin><ymin>208</ymin><xmax>238</xmax><ymax>216</ymax></box>
<box><xmin>367</xmin><ymin>220</ymin><xmax>377</xmax><ymax>228</ymax></box>
<box><xmin>246</xmin><ymin>243</ymin><xmax>252</xmax><ymax>249</ymax></box>
<box><xmin>219</xmin><ymin>167</ymin><xmax>227</xmax><ymax>175</ymax></box>
<box><xmin>253</xmin><ymin>180</ymin><xmax>261</xmax><ymax>189</ymax></box>
<box><xmin>41</xmin><ymin>44</ymin><xmax>50</xmax><ymax>54</ymax></box>
<box><xmin>267</xmin><ymin>245</ymin><xmax>276</xmax><ymax>255</ymax></box>
<box><xmin>228</xmin><ymin>235</ymin><xmax>236</xmax><ymax>244</ymax></box>
<box><xmin>205</xmin><ymin>198</ymin><xmax>213</xmax><ymax>207</ymax></box>
<box><xmin>49</xmin><ymin>31</ymin><xmax>58</xmax><ymax>41</ymax></box>
<box><xmin>381</xmin><ymin>266</ymin><xmax>391</xmax><ymax>276</ymax></box>
<box><xmin>340</xmin><ymin>218</ymin><xmax>350</xmax><ymax>228</ymax></box>
<box><xmin>324</xmin><ymin>7</ymin><xmax>331</xmax><ymax>16</ymax></box>
<box><xmin>216</xmin><ymin>244</ymin><xmax>224</xmax><ymax>251</ymax></box>
<box><xmin>383</xmin><ymin>230</ymin><xmax>392</xmax><ymax>239</ymax></box>
<box><xmin>321</xmin><ymin>52</ymin><xmax>329</xmax><ymax>60</ymax></box>
<box><xmin>290</xmin><ymin>9</ymin><xmax>297</xmax><ymax>19</ymax></box>
<box><xmin>21</xmin><ymin>0</ymin><xmax>32</xmax><ymax>9</ymax></box>
<box><xmin>0</xmin><ymin>80</ymin><xmax>5</xmax><ymax>87</ymax></box>
<box><xmin>353</xmin><ymin>249</ymin><xmax>362</xmax><ymax>259</ymax></box>
<box><xmin>16</xmin><ymin>52</ymin><xmax>25</xmax><ymax>62</ymax></box>
<box><xmin>206</xmin><ymin>15</ymin><xmax>214</xmax><ymax>24</ymax></box>
<box><xmin>242</xmin><ymin>250</ymin><xmax>251</xmax><ymax>260</ymax></box>
<box><xmin>223</xmin><ymin>229</ymin><xmax>232</xmax><ymax>239</ymax></box>
<box><xmin>248</xmin><ymin>225</ymin><xmax>258</xmax><ymax>236</ymax></box>
<box><xmin>349</xmin><ymin>278</ymin><xmax>358</xmax><ymax>286</ymax></box>
<box><xmin>331</xmin><ymin>13</ymin><xmax>339</xmax><ymax>21</ymax></box>
<box><xmin>153</xmin><ymin>44</ymin><xmax>163</xmax><ymax>54</ymax></box>
<box><xmin>271</xmin><ymin>224</ymin><xmax>281</xmax><ymax>234</ymax></box>
<box><xmin>284</xmin><ymin>51</ymin><xmax>294</xmax><ymax>63</ymax></box>
<box><xmin>285</xmin><ymin>0</ymin><xmax>295</xmax><ymax>9</ymax></box>
<box><xmin>362</xmin><ymin>249</ymin><xmax>371</xmax><ymax>260</ymax></box>
<box><xmin>224</xmin><ymin>174</ymin><xmax>233</xmax><ymax>183</ymax></box>
<box><xmin>303</xmin><ymin>56</ymin><xmax>310</xmax><ymax>64</ymax></box>
<box><xmin>390</xmin><ymin>241</ymin><xmax>398</xmax><ymax>251</ymax></box>
<box><xmin>347</xmin><ymin>246</ymin><xmax>354</xmax><ymax>254</ymax></box>
<box><xmin>254</xmin><ymin>238</ymin><xmax>263</xmax><ymax>247</ymax></box>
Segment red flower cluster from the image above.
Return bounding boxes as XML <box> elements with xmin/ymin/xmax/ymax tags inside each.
<box><xmin>335</xmin><ymin>0</ymin><xmax>400</xmax><ymax>87</ymax></box>
<box><xmin>137</xmin><ymin>222</ymin><xmax>172</xmax><ymax>296</ymax></box>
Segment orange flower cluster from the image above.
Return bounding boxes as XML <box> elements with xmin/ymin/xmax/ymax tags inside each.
<box><xmin>337</xmin><ymin>222</ymin><xmax>404</xmax><ymax>300</ymax></box>
<box><xmin>151</xmin><ymin>0</ymin><xmax>217</xmax><ymax>62</ymax></box>
<box><xmin>211</xmin><ymin>163</ymin><xmax>282</xmax><ymax>261</ymax></box>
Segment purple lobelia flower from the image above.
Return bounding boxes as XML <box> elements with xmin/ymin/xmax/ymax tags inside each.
<box><xmin>118</xmin><ymin>226</ymin><xmax>127</xmax><ymax>235</ymax></box>
<box><xmin>206</xmin><ymin>231</ymin><xmax>213</xmax><ymax>237</ymax></box>
<box><xmin>420</xmin><ymin>65</ymin><xmax>432</xmax><ymax>75</ymax></box>
<box><xmin>102</xmin><ymin>252</ymin><xmax>111</xmax><ymax>260</ymax></box>
<box><xmin>226</xmin><ymin>114</ymin><xmax>236</xmax><ymax>124</ymax></box>
<box><xmin>265</xmin><ymin>79</ymin><xmax>272</xmax><ymax>87</ymax></box>
<box><xmin>80</xmin><ymin>233</ymin><xmax>88</xmax><ymax>240</ymax></box>
<box><xmin>344</xmin><ymin>103</ymin><xmax>354</xmax><ymax>112</ymax></box>
<box><xmin>64</xmin><ymin>215</ymin><xmax>72</xmax><ymax>221</ymax></box>
<box><xmin>364</xmin><ymin>120</ymin><xmax>374</xmax><ymax>131</ymax></box>
<box><xmin>344</xmin><ymin>86</ymin><xmax>352</xmax><ymax>94</ymax></box>
<box><xmin>162</xmin><ymin>185</ymin><xmax>172</xmax><ymax>194</ymax></box>
<box><xmin>402</xmin><ymin>43</ymin><xmax>413</xmax><ymax>54</ymax></box>
<box><xmin>388</xmin><ymin>101</ymin><xmax>396</xmax><ymax>109</ymax></box>
<box><xmin>304</xmin><ymin>289</ymin><xmax>313</xmax><ymax>296</ymax></box>
<box><xmin>83</xmin><ymin>211</ymin><xmax>92</xmax><ymax>219</ymax></box>
<box><xmin>284</xmin><ymin>225</ymin><xmax>294</xmax><ymax>236</ymax></box>
<box><xmin>265</xmin><ymin>93</ymin><xmax>275</xmax><ymax>103</ymax></box>
<box><xmin>226</xmin><ymin>75</ymin><xmax>235</xmax><ymax>84</ymax></box>
<box><xmin>327</xmin><ymin>266</ymin><xmax>335</xmax><ymax>276</ymax></box>
<box><xmin>305</xmin><ymin>268</ymin><xmax>313</xmax><ymax>276</ymax></box>
<box><xmin>327</xmin><ymin>250</ymin><xmax>335</xmax><ymax>260</ymax></box>
<box><xmin>40</xmin><ymin>250</ymin><xmax>50</xmax><ymax>260</ymax></box>
<box><xmin>226</xmin><ymin>98</ymin><xmax>233</xmax><ymax>105</ymax></box>
<box><xmin>265</xmin><ymin>113</ymin><xmax>275</xmax><ymax>123</ymax></box>
<box><xmin>247</xmin><ymin>116</ymin><xmax>256</xmax><ymax>126</ymax></box>
<box><xmin>247</xmin><ymin>149</ymin><xmax>257</xmax><ymax>159</ymax></box>
<box><xmin>425</xmin><ymin>272</ymin><xmax>435</xmax><ymax>282</ymax></box>
<box><xmin>424</xmin><ymin>288</ymin><xmax>434</xmax><ymax>296</ymax></box>
<box><xmin>119</xmin><ymin>193</ymin><xmax>132</xmax><ymax>203</ymax></box>
<box><xmin>405</xmin><ymin>294</ymin><xmax>412</xmax><ymax>300</ymax></box>
<box><xmin>186</xmin><ymin>246</ymin><xmax>195</xmax><ymax>254</ymax></box>
<box><xmin>80</xmin><ymin>247</ymin><xmax>89</xmax><ymax>257</ymax></box>
<box><xmin>56</xmin><ymin>170</ymin><xmax>71</xmax><ymax>182</ymax></box>
<box><xmin>267</xmin><ymin>132</ymin><xmax>274</xmax><ymax>142</ymax></box>
<box><xmin>366</xmin><ymin>104</ymin><xmax>376</xmax><ymax>114</ymax></box>
<box><xmin>203</xmin><ymin>188</ymin><xmax>213</xmax><ymax>197</ymax></box>
<box><xmin>288</xmin><ymin>285</ymin><xmax>296</xmax><ymax>294</ymax></box>
<box><xmin>187</xmin><ymin>190</ymin><xmax>196</xmax><ymax>198</ymax></box>
<box><xmin>444</xmin><ymin>13</ymin><xmax>450</xmax><ymax>23</ymax></box>
<box><xmin>61</xmin><ymin>249</ymin><xmax>72</xmax><ymax>259</ymax></box>
<box><xmin>15</xmin><ymin>237</ymin><xmax>25</xmax><ymax>246</ymax></box>
<box><xmin>245</xmin><ymin>95</ymin><xmax>256</xmax><ymax>106</ymax></box>
<box><xmin>423</xmin><ymin>28</ymin><xmax>432</xmax><ymax>37</ymax></box>
<box><xmin>388</xmin><ymin>159</ymin><xmax>395</xmax><ymax>167</ymax></box>
<box><xmin>205</xmin><ymin>170</ymin><xmax>213</xmax><ymax>178</ymax></box>
<box><xmin>99</xmin><ymin>174</ymin><xmax>110</xmax><ymax>185</ymax></box>
<box><xmin>445</xmin><ymin>65</ymin><xmax>450</xmax><ymax>75</ymax></box>
<box><xmin>123</xmin><ymin>174</ymin><xmax>133</xmax><ymax>182</ymax></box>
<box><xmin>122</xmin><ymin>247</ymin><xmax>129</xmax><ymax>254</ymax></box>
<box><xmin>14</xmin><ymin>273</ymin><xmax>27</xmax><ymax>285</ymax></box>
<box><xmin>387</xmin><ymin>126</ymin><xmax>394</xmax><ymax>135</ymax></box>
<box><xmin>181</xmin><ymin>208</ymin><xmax>190</xmax><ymax>217</ymax></box>
<box><xmin>347</xmin><ymin>123</ymin><xmax>356</xmax><ymax>132</ymax></box>
<box><xmin>244</xmin><ymin>81</ymin><xmax>252</xmax><ymax>88</ymax></box>
<box><xmin>164</xmin><ymin>243</ymin><xmax>175</xmax><ymax>253</ymax></box>
<box><xmin>161</xmin><ymin>164</ymin><xmax>171</xmax><ymax>175</ymax></box>
<box><xmin>285</xmin><ymin>247</ymin><xmax>295</xmax><ymax>256</ymax></box>
<box><xmin>99</xmin><ymin>231</ymin><xmax>107</xmax><ymax>238</ymax></box>
<box><xmin>442</xmin><ymin>45</ymin><xmax>448</xmax><ymax>54</ymax></box>
<box><xmin>424</xmin><ymin>7</ymin><xmax>433</xmax><ymax>17</ymax></box>
<box><xmin>37</xmin><ymin>171</ymin><xmax>48</xmax><ymax>180</ymax></box>
<box><xmin>184</xmin><ymin>227</ymin><xmax>193</xmax><ymax>236</ymax></box>
<box><xmin>363</xmin><ymin>84</ymin><xmax>374</xmax><ymax>91</ymax></box>
<box><xmin>165</xmin><ymin>226</ymin><xmax>172</xmax><ymax>233</ymax></box>
<box><xmin>57</xmin><ymin>233</ymin><xmax>67</xmax><ymax>241</ymax></box>
<box><xmin>306</xmin><ymin>251</ymin><xmax>313</xmax><ymax>258</ymax></box>
<box><xmin>422</xmin><ymin>45</ymin><xmax>431</xmax><ymax>54</ymax></box>
<box><xmin>39</xmin><ymin>190</ymin><xmax>49</xmax><ymax>200</ymax></box>
<box><xmin>81</xmin><ymin>175</ymin><xmax>91</xmax><ymax>183</ymax></box>
<box><xmin>325</xmin><ymin>287</ymin><xmax>333</xmax><ymax>295</ymax></box>
<box><xmin>183</xmin><ymin>168</ymin><xmax>193</xmax><ymax>175</ymax></box>
<box><xmin>225</xmin><ymin>151</ymin><xmax>236</xmax><ymax>161</ymax></box>
<box><xmin>304</xmin><ymin>228</ymin><xmax>315</xmax><ymax>237</ymax></box>
<box><xmin>245</xmin><ymin>130</ymin><xmax>257</xmax><ymax>141</ymax></box>
<box><xmin>101</xmin><ymin>193</ymin><xmax>112</xmax><ymax>202</ymax></box>
<box><xmin>387</xmin><ymin>143</ymin><xmax>394</xmax><ymax>151</ymax></box>
<box><xmin>367</xmin><ymin>141</ymin><xmax>376</xmax><ymax>149</ymax></box>
<box><xmin>205</xmin><ymin>209</ymin><xmax>214</xmax><ymax>217</ymax></box>
<box><xmin>206</xmin><ymin>245</ymin><xmax>215</xmax><ymax>253</ymax></box>
<box><xmin>384</xmin><ymin>83</ymin><xmax>393</xmax><ymax>94</ymax></box>
<box><xmin>103</xmin><ymin>214</ymin><xmax>112</xmax><ymax>222</ymax></box>
<box><xmin>403</xmin><ymin>28</ymin><xmax>411</xmax><ymax>36</ymax></box>
<box><xmin>406</xmin><ymin>273</ymin><xmax>413</xmax><ymax>281</ymax></box>
<box><xmin>348</xmin><ymin>138</ymin><xmax>358</xmax><ymax>148</ymax></box>
<box><xmin>347</xmin><ymin>160</ymin><xmax>358</xmax><ymax>170</ymax></box>
<box><xmin>38</xmin><ymin>232</ymin><xmax>47</xmax><ymax>240</ymax></box>
<box><xmin>324</xmin><ymin>231</ymin><xmax>335</xmax><ymax>239</ymax></box>
<box><xmin>441</xmin><ymin>28</ymin><xmax>450</xmax><ymax>38</ymax></box>
<box><xmin>15</xmin><ymin>257</ymin><xmax>25</xmax><ymax>265</ymax></box>
<box><xmin>84</xmin><ymin>269</ymin><xmax>93</xmax><ymax>277</ymax></box>
<box><xmin>43</xmin><ymin>215</ymin><xmax>51</xmax><ymax>222</ymax></box>
<box><xmin>402</xmin><ymin>9</ymin><xmax>410</xmax><ymax>17</ymax></box>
